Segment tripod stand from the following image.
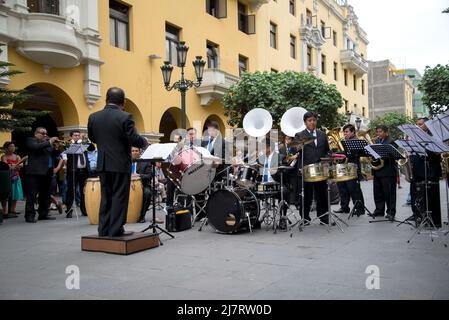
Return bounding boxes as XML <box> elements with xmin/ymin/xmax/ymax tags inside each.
<box><xmin>141</xmin><ymin>159</ymin><xmax>174</xmax><ymax>244</ymax></box>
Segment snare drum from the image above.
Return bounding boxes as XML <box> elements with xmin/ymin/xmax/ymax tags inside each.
<box><xmin>330</xmin><ymin>163</ymin><xmax>358</xmax><ymax>182</ymax></box>
<box><xmin>254</xmin><ymin>182</ymin><xmax>281</xmax><ymax>198</ymax></box>
<box><xmin>303</xmin><ymin>163</ymin><xmax>330</xmax><ymax>182</ymax></box>
<box><xmin>84</xmin><ymin>176</ymin><xmax>143</xmax><ymax>225</ymax></box>
<box><xmin>168</xmin><ymin>148</ymin><xmax>216</xmax><ymax>195</ymax></box>
<box><xmin>236</xmin><ymin>165</ymin><xmax>259</xmax><ymax>188</ymax></box>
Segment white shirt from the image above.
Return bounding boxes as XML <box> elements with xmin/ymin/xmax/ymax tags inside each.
<box><xmin>308</xmin><ymin>129</ymin><xmax>318</xmax><ymax>146</ymax></box>
<box><xmin>262</xmin><ymin>153</ymin><xmax>275</xmax><ymax>183</ymax></box>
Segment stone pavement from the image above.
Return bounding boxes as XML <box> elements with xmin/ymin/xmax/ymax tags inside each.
<box><xmin>1</xmin><ymin>179</ymin><xmax>448</xmax><ymax>300</ymax></box>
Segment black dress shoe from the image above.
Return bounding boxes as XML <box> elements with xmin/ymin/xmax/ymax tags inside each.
<box><xmin>3</xmin><ymin>213</ymin><xmax>18</xmax><ymax>219</ymax></box>
<box><xmin>334</xmin><ymin>208</ymin><xmax>350</xmax><ymax>214</ymax></box>
<box><xmin>38</xmin><ymin>216</ymin><xmax>56</xmax><ymax>221</ymax></box>
<box><xmin>25</xmin><ymin>218</ymin><xmax>37</xmax><ymax>223</ymax></box>
<box><xmin>116</xmin><ymin>231</ymin><xmax>134</xmax><ymax>237</ymax></box>
<box><xmin>386</xmin><ymin>214</ymin><xmax>395</xmax><ymax>222</ymax></box>
<box><xmin>66</xmin><ymin>209</ymin><xmax>73</xmax><ymax>219</ymax></box>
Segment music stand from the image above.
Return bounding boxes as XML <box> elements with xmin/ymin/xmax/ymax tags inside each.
<box><xmin>398</xmin><ymin>125</ymin><xmax>449</xmax><ymax>247</ymax></box>
<box><xmin>365</xmin><ymin>144</ymin><xmax>404</xmax><ymax>224</ymax></box>
<box><xmin>341</xmin><ymin>139</ymin><xmax>373</xmax><ymax>219</ymax></box>
<box><xmin>140</xmin><ymin>144</ymin><xmax>176</xmax><ymax>243</ymax></box>
<box><xmin>63</xmin><ymin>143</ymin><xmax>88</xmax><ymax>220</ymax></box>
<box><xmin>394</xmin><ymin>139</ymin><xmax>427</xmax><ymax>228</ymax></box>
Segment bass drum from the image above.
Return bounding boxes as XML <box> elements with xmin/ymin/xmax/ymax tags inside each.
<box><xmin>206</xmin><ymin>188</ymin><xmax>259</xmax><ymax>233</ymax></box>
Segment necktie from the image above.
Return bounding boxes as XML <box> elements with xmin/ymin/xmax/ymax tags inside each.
<box><xmin>263</xmin><ymin>157</ymin><xmax>269</xmax><ymax>183</ymax></box>
<box><xmin>207</xmin><ymin>138</ymin><xmax>213</xmax><ymax>152</ymax></box>
<box><xmin>132</xmin><ymin>163</ymin><xmax>136</xmax><ymax>174</ymax></box>
<box><xmin>311</xmin><ymin>131</ymin><xmax>317</xmax><ymax>146</ymax></box>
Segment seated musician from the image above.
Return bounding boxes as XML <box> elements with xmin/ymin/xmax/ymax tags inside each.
<box><xmin>295</xmin><ymin>112</ymin><xmax>333</xmax><ymax>226</ymax></box>
<box><xmin>279</xmin><ymin>135</ymin><xmax>300</xmax><ymax>209</ymax></box>
<box><xmin>131</xmin><ymin>147</ymin><xmax>163</xmax><ymax>224</ymax></box>
<box><xmin>154</xmin><ymin>162</ymin><xmax>167</xmax><ymax>203</ymax></box>
<box><xmin>334</xmin><ymin>124</ymin><xmax>365</xmax><ymax>216</ymax></box>
<box><xmin>257</xmin><ymin>137</ymin><xmax>290</xmax><ymax>231</ymax></box>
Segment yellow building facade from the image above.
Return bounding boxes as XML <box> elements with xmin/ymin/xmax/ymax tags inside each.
<box><xmin>0</xmin><ymin>0</ymin><xmax>369</xmax><ymax>147</ymax></box>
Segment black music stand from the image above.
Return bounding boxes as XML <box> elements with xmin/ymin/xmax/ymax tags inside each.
<box><xmin>63</xmin><ymin>143</ymin><xmax>88</xmax><ymax>220</ymax></box>
<box><xmin>341</xmin><ymin>139</ymin><xmax>373</xmax><ymax>219</ymax></box>
<box><xmin>365</xmin><ymin>144</ymin><xmax>404</xmax><ymax>224</ymax></box>
<box><xmin>139</xmin><ymin>144</ymin><xmax>176</xmax><ymax>243</ymax></box>
<box><xmin>398</xmin><ymin>125</ymin><xmax>449</xmax><ymax>246</ymax></box>
<box><xmin>394</xmin><ymin>139</ymin><xmax>427</xmax><ymax>228</ymax></box>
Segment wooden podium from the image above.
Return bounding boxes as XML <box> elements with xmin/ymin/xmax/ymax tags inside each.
<box><xmin>82</xmin><ymin>232</ymin><xmax>160</xmax><ymax>255</ymax></box>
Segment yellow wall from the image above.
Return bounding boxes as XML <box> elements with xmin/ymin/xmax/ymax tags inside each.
<box><xmin>3</xmin><ymin>0</ymin><xmax>369</xmax><ymax>146</ymax></box>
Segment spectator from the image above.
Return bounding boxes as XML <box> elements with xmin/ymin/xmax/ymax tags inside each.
<box><xmin>1</xmin><ymin>142</ymin><xmax>24</xmax><ymax>219</ymax></box>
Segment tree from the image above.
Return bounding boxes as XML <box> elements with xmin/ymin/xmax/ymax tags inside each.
<box><xmin>222</xmin><ymin>71</ymin><xmax>346</xmax><ymax>131</ymax></box>
<box><xmin>418</xmin><ymin>64</ymin><xmax>449</xmax><ymax>115</ymax></box>
<box><xmin>368</xmin><ymin>112</ymin><xmax>414</xmax><ymax>140</ymax></box>
<box><xmin>0</xmin><ymin>46</ymin><xmax>47</xmax><ymax>132</ymax></box>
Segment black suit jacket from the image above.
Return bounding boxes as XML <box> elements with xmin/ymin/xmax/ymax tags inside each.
<box><xmin>136</xmin><ymin>162</ymin><xmax>153</xmax><ymax>187</ymax></box>
<box><xmin>88</xmin><ymin>104</ymin><xmax>149</xmax><ymax>173</ymax></box>
<box><xmin>201</xmin><ymin>134</ymin><xmax>227</xmax><ymax>159</ymax></box>
<box><xmin>295</xmin><ymin>129</ymin><xmax>330</xmax><ymax>167</ymax></box>
<box><xmin>372</xmin><ymin>136</ymin><xmax>398</xmax><ymax>178</ymax></box>
<box><xmin>26</xmin><ymin>137</ymin><xmax>54</xmax><ymax>175</ymax></box>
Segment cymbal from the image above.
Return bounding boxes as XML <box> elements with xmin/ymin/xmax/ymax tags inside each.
<box><xmin>290</xmin><ymin>136</ymin><xmax>316</xmax><ymax>148</ymax></box>
<box><xmin>272</xmin><ymin>166</ymin><xmax>294</xmax><ymax>171</ymax></box>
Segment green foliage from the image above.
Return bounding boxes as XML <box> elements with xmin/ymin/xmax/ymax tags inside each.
<box><xmin>222</xmin><ymin>71</ymin><xmax>346</xmax><ymax>130</ymax></box>
<box><xmin>443</xmin><ymin>7</ymin><xmax>449</xmax><ymax>13</ymax></box>
<box><xmin>368</xmin><ymin>112</ymin><xmax>414</xmax><ymax>140</ymax></box>
<box><xmin>0</xmin><ymin>46</ymin><xmax>48</xmax><ymax>132</ymax></box>
<box><xmin>418</xmin><ymin>64</ymin><xmax>449</xmax><ymax>115</ymax></box>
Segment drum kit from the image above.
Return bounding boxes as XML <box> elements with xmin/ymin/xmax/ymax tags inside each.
<box><xmin>163</xmin><ymin>107</ymin><xmax>358</xmax><ymax>235</ymax></box>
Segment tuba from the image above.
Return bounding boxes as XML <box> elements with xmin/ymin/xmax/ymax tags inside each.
<box><xmin>398</xmin><ymin>148</ymin><xmax>412</xmax><ymax>182</ymax></box>
<box><xmin>358</xmin><ymin>130</ymin><xmax>384</xmax><ymax>171</ymax></box>
<box><xmin>243</xmin><ymin>108</ymin><xmax>273</xmax><ymax>138</ymax></box>
<box><xmin>326</xmin><ymin>127</ymin><xmax>344</xmax><ymax>152</ymax></box>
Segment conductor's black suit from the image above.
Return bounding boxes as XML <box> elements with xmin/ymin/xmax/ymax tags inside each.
<box><xmin>88</xmin><ymin>104</ymin><xmax>148</xmax><ymax>237</ymax></box>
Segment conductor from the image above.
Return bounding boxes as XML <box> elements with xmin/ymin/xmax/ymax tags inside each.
<box><xmin>88</xmin><ymin>87</ymin><xmax>149</xmax><ymax>237</ymax></box>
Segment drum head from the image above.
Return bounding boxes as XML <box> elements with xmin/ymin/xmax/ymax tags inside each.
<box><xmin>207</xmin><ymin>189</ymin><xmax>246</xmax><ymax>233</ymax></box>
<box><xmin>180</xmin><ymin>161</ymin><xmax>216</xmax><ymax>195</ymax></box>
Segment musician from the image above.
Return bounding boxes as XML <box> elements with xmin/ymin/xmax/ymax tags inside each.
<box><xmin>88</xmin><ymin>87</ymin><xmax>148</xmax><ymax>237</ymax></box>
<box><xmin>202</xmin><ymin>121</ymin><xmax>227</xmax><ymax>179</ymax></box>
<box><xmin>166</xmin><ymin>128</ymin><xmax>198</xmax><ymax>209</ymax></box>
<box><xmin>24</xmin><ymin>127</ymin><xmax>58</xmax><ymax>223</ymax></box>
<box><xmin>258</xmin><ymin>137</ymin><xmax>290</xmax><ymax>231</ymax></box>
<box><xmin>295</xmin><ymin>112</ymin><xmax>332</xmax><ymax>225</ymax></box>
<box><xmin>372</xmin><ymin>125</ymin><xmax>398</xmax><ymax>221</ymax></box>
<box><xmin>278</xmin><ymin>135</ymin><xmax>300</xmax><ymax>208</ymax></box>
<box><xmin>131</xmin><ymin>147</ymin><xmax>163</xmax><ymax>224</ymax></box>
<box><xmin>334</xmin><ymin>124</ymin><xmax>365</xmax><ymax>216</ymax></box>
<box><xmin>62</xmin><ymin>130</ymin><xmax>93</xmax><ymax>218</ymax></box>
<box><xmin>410</xmin><ymin>118</ymin><xmax>442</xmax><ymax>227</ymax></box>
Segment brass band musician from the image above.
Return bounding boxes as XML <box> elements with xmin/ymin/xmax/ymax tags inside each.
<box><xmin>334</xmin><ymin>124</ymin><xmax>365</xmax><ymax>216</ymax></box>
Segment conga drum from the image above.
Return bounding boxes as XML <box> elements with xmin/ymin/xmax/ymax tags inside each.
<box><xmin>126</xmin><ymin>176</ymin><xmax>143</xmax><ymax>223</ymax></box>
<box><xmin>84</xmin><ymin>177</ymin><xmax>101</xmax><ymax>225</ymax></box>
<box><xmin>84</xmin><ymin>176</ymin><xmax>143</xmax><ymax>225</ymax></box>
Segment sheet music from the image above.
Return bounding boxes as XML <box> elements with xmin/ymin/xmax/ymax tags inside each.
<box><xmin>395</xmin><ymin>140</ymin><xmax>427</xmax><ymax>156</ymax></box>
<box><xmin>63</xmin><ymin>144</ymin><xmax>87</xmax><ymax>155</ymax></box>
<box><xmin>364</xmin><ymin>145</ymin><xmax>380</xmax><ymax>159</ymax></box>
<box><xmin>141</xmin><ymin>143</ymin><xmax>178</xmax><ymax>160</ymax></box>
<box><xmin>425</xmin><ymin>120</ymin><xmax>444</xmax><ymax>141</ymax></box>
<box><xmin>399</xmin><ymin>124</ymin><xmax>449</xmax><ymax>153</ymax></box>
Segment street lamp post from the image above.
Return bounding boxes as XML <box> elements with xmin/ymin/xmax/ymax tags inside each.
<box><xmin>355</xmin><ymin>117</ymin><xmax>362</xmax><ymax>131</ymax></box>
<box><xmin>161</xmin><ymin>41</ymin><xmax>206</xmax><ymax>129</ymax></box>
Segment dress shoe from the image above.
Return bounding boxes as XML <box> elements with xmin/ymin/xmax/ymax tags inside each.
<box><xmin>138</xmin><ymin>217</ymin><xmax>146</xmax><ymax>223</ymax></box>
<box><xmin>386</xmin><ymin>214</ymin><xmax>395</xmax><ymax>222</ymax></box>
<box><xmin>3</xmin><ymin>213</ymin><xmax>18</xmax><ymax>219</ymax></box>
<box><xmin>56</xmin><ymin>202</ymin><xmax>63</xmax><ymax>214</ymax></box>
<box><xmin>334</xmin><ymin>208</ymin><xmax>350</xmax><ymax>214</ymax></box>
<box><xmin>38</xmin><ymin>216</ymin><xmax>56</xmax><ymax>221</ymax></box>
<box><xmin>66</xmin><ymin>209</ymin><xmax>73</xmax><ymax>219</ymax></box>
<box><xmin>116</xmin><ymin>231</ymin><xmax>134</xmax><ymax>237</ymax></box>
<box><xmin>25</xmin><ymin>217</ymin><xmax>37</xmax><ymax>223</ymax></box>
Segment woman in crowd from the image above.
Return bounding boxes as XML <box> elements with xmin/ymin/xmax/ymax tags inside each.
<box><xmin>1</xmin><ymin>142</ymin><xmax>24</xmax><ymax>218</ymax></box>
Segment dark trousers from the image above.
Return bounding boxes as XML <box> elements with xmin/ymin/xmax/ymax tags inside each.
<box><xmin>373</xmin><ymin>176</ymin><xmax>397</xmax><ymax>217</ymax></box>
<box><xmin>25</xmin><ymin>171</ymin><xmax>52</xmax><ymax>219</ymax></box>
<box><xmin>302</xmin><ymin>180</ymin><xmax>328</xmax><ymax>223</ymax></box>
<box><xmin>141</xmin><ymin>186</ymin><xmax>152</xmax><ymax>220</ymax></box>
<box><xmin>286</xmin><ymin>174</ymin><xmax>300</xmax><ymax>206</ymax></box>
<box><xmin>66</xmin><ymin>170</ymin><xmax>88</xmax><ymax>215</ymax></box>
<box><xmin>411</xmin><ymin>178</ymin><xmax>441</xmax><ymax>227</ymax></box>
<box><xmin>166</xmin><ymin>179</ymin><xmax>176</xmax><ymax>207</ymax></box>
<box><xmin>337</xmin><ymin>179</ymin><xmax>364</xmax><ymax>212</ymax></box>
<box><xmin>98</xmin><ymin>172</ymin><xmax>131</xmax><ymax>237</ymax></box>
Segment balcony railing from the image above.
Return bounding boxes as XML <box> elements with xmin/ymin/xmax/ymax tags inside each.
<box><xmin>340</xmin><ymin>49</ymin><xmax>368</xmax><ymax>75</ymax></box>
<box><xmin>195</xmin><ymin>69</ymin><xmax>240</xmax><ymax>106</ymax></box>
<box><xmin>27</xmin><ymin>0</ymin><xmax>60</xmax><ymax>15</ymax></box>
